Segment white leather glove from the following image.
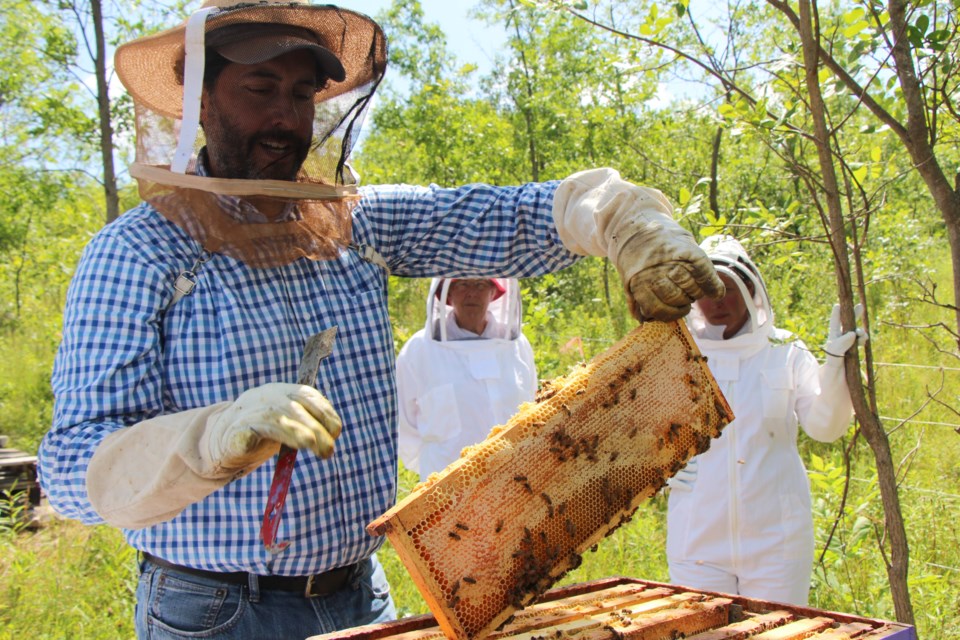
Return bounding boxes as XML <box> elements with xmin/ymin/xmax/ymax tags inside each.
<box><xmin>207</xmin><ymin>382</ymin><xmax>342</xmax><ymax>473</ymax></box>
<box><xmin>553</xmin><ymin>169</ymin><xmax>724</xmax><ymax>321</ymax></box>
<box><xmin>824</xmin><ymin>303</ymin><xmax>869</xmax><ymax>367</ymax></box>
<box><xmin>800</xmin><ymin>303</ymin><xmax>866</xmax><ymax>442</ymax></box>
<box><xmin>667</xmin><ymin>457</ymin><xmax>698</xmax><ymax>492</ymax></box>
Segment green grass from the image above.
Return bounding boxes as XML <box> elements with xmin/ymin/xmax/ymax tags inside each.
<box><xmin>3</xmin><ymin>445</ymin><xmax>957</xmax><ymax>639</ymax></box>
<box><xmin>2</xmin><ymin>251</ymin><xmax>957</xmax><ymax>638</ymax></box>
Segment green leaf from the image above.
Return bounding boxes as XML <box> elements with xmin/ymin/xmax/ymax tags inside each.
<box><xmin>810</xmin><ymin>453</ymin><xmax>825</xmax><ymax>471</ymax></box>
<box><xmin>842</xmin><ymin>7</ymin><xmax>866</xmax><ymax>24</ymax></box>
<box><xmin>678</xmin><ymin>187</ymin><xmax>692</xmax><ymax>205</ymax></box>
<box><xmin>675</xmin><ymin>2</ymin><xmax>686</xmax><ymax>18</ymax></box>
<box><xmin>906</xmin><ymin>25</ymin><xmax>924</xmax><ymax>48</ymax></box>
<box><xmin>843</xmin><ymin>21</ymin><xmax>869</xmax><ymax>38</ymax></box>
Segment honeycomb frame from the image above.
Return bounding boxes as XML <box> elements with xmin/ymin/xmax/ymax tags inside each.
<box><xmin>368</xmin><ymin>321</ymin><xmax>733</xmax><ymax>640</ymax></box>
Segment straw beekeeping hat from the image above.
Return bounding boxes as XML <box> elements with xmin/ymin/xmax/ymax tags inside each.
<box><xmin>115</xmin><ymin>0</ymin><xmax>386</xmax><ymax>120</ymax></box>
<box><xmin>111</xmin><ymin>1</ymin><xmax>388</xmax><ymax>268</ymax></box>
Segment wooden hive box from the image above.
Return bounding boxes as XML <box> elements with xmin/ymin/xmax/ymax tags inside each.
<box><xmin>308</xmin><ymin>577</ymin><xmax>916</xmax><ymax>640</ymax></box>
<box><xmin>367</xmin><ymin>321</ymin><xmax>734</xmax><ymax>640</ymax></box>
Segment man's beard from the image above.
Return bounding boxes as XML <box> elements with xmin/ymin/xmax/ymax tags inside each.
<box><xmin>204</xmin><ymin>112</ymin><xmax>312</xmax><ymax>181</ymax></box>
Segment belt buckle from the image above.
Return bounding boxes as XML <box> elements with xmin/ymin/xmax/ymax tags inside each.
<box><xmin>304</xmin><ymin>573</ymin><xmax>321</xmax><ymax>598</ymax></box>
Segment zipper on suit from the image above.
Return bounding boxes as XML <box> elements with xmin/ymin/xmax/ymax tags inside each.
<box><xmin>727</xmin><ymin>380</ymin><xmax>741</xmax><ymax>577</ymax></box>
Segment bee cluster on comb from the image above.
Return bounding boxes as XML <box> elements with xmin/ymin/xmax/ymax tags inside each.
<box><xmin>367</xmin><ymin>320</ymin><xmax>733</xmax><ymax>640</ymax></box>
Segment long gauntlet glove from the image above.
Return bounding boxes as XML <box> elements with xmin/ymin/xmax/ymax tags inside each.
<box><xmin>86</xmin><ymin>382</ymin><xmax>341</xmax><ymax>529</ymax></box>
<box><xmin>803</xmin><ymin>304</ymin><xmax>868</xmax><ymax>442</ymax></box>
<box><xmin>552</xmin><ymin>168</ymin><xmax>724</xmax><ymax>321</ymax></box>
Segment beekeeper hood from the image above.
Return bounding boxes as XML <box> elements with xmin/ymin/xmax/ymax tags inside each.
<box><xmin>687</xmin><ymin>235</ymin><xmax>774</xmax><ymax>349</ymax></box>
<box><xmin>114</xmin><ymin>0</ymin><xmax>387</xmax><ymax>267</ymax></box>
<box><xmin>427</xmin><ymin>278</ymin><xmax>523</xmax><ymax>342</ymax></box>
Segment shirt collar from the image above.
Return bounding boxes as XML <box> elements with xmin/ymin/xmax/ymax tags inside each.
<box><xmin>195</xmin><ymin>149</ymin><xmax>299</xmax><ymax>223</ymax></box>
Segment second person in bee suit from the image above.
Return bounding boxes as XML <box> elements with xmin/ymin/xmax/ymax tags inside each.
<box><xmin>667</xmin><ymin>235</ymin><xmax>868</xmax><ymax>605</ymax></box>
<box><xmin>396</xmin><ymin>278</ymin><xmax>536</xmax><ymax>481</ymax></box>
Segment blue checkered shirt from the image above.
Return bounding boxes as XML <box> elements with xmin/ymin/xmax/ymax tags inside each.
<box><xmin>39</xmin><ymin>179</ymin><xmax>578</xmax><ymax>576</ymax></box>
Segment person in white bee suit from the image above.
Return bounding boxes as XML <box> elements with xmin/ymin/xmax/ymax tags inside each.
<box><xmin>667</xmin><ymin>235</ymin><xmax>867</xmax><ymax>605</ymax></box>
<box><xmin>396</xmin><ymin>277</ymin><xmax>536</xmax><ymax>481</ymax></box>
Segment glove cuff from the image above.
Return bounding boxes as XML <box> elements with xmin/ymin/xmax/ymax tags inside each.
<box><xmin>552</xmin><ymin>168</ymin><xmax>675</xmax><ymax>263</ymax></box>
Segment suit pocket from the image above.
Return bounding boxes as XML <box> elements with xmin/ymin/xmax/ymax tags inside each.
<box><xmin>760</xmin><ymin>368</ymin><xmax>793</xmax><ymax>420</ymax></box>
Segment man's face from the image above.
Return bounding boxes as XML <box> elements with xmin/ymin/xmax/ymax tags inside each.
<box><xmin>201</xmin><ymin>50</ymin><xmax>317</xmax><ymax>180</ymax></box>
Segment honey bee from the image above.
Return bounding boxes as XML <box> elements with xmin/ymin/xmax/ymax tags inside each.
<box><xmin>448</xmin><ymin>531</ymin><xmax>461</xmax><ymax>541</ymax></box>
<box><xmin>455</xmin><ymin>522</ymin><xmax>470</xmax><ymax>531</ymax></box>
<box><xmin>667</xmin><ymin>422</ymin><xmax>681</xmax><ymax>443</ymax></box>
<box><xmin>462</xmin><ymin>576</ymin><xmax>477</xmax><ymax>585</ymax></box>
<box><xmin>714</xmin><ymin>398</ymin><xmax>730</xmax><ymax>420</ymax></box>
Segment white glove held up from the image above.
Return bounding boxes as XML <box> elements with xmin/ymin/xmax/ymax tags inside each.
<box><xmin>207</xmin><ymin>382</ymin><xmax>342</xmax><ymax>473</ymax></box>
<box><xmin>824</xmin><ymin>303</ymin><xmax>868</xmax><ymax>367</ymax></box>
<box><xmin>553</xmin><ymin>169</ymin><xmax>724</xmax><ymax>321</ymax></box>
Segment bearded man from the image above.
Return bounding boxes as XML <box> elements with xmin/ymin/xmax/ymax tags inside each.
<box><xmin>38</xmin><ymin>2</ymin><xmax>724</xmax><ymax>638</ymax></box>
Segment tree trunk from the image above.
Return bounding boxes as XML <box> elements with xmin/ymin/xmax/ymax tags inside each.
<box><xmin>505</xmin><ymin>0</ymin><xmax>540</xmax><ymax>182</ymax></box>
<box><xmin>709</xmin><ymin>126</ymin><xmax>722</xmax><ymax>215</ymax></box>
<box><xmin>885</xmin><ymin>0</ymin><xmax>960</xmax><ymax>348</ymax></box>
<box><xmin>91</xmin><ymin>0</ymin><xmax>119</xmax><ymax>223</ymax></box>
<box><xmin>797</xmin><ymin>0</ymin><xmax>915</xmax><ymax>624</ymax></box>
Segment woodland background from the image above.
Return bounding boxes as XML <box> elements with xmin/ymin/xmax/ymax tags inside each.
<box><xmin>0</xmin><ymin>0</ymin><xmax>958</xmax><ymax>637</ymax></box>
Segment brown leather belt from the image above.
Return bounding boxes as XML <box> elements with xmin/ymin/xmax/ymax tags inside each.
<box><xmin>143</xmin><ymin>553</ymin><xmax>359</xmax><ymax>598</ymax></box>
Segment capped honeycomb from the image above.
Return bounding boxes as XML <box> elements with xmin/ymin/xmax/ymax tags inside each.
<box><xmin>367</xmin><ymin>321</ymin><xmax>733</xmax><ymax>640</ymax></box>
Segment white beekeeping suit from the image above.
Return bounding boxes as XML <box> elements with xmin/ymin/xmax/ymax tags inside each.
<box><xmin>668</xmin><ymin>235</ymin><xmax>859</xmax><ymax>605</ymax></box>
<box><xmin>396</xmin><ymin>278</ymin><xmax>537</xmax><ymax>481</ymax></box>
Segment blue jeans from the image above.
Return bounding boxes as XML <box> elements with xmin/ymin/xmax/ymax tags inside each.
<box><xmin>135</xmin><ymin>555</ymin><xmax>396</xmax><ymax>639</ymax></box>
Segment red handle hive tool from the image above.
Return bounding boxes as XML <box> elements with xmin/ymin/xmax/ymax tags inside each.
<box><xmin>261</xmin><ymin>326</ymin><xmax>338</xmax><ymax>554</ymax></box>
